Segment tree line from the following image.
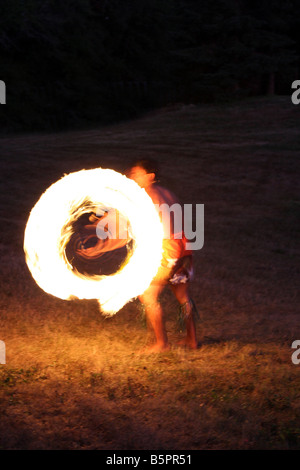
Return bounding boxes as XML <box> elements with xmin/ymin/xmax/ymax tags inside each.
<box><xmin>0</xmin><ymin>0</ymin><xmax>299</xmax><ymax>134</ymax></box>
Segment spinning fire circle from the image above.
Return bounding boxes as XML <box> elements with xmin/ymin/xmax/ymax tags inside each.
<box><xmin>24</xmin><ymin>168</ymin><xmax>163</xmax><ymax>314</ymax></box>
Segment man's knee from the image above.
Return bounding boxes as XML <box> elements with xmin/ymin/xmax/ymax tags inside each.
<box><xmin>139</xmin><ymin>293</ymin><xmax>156</xmax><ymax>309</ymax></box>
<box><xmin>140</xmin><ymin>293</ymin><xmax>151</xmax><ymax>305</ymax></box>
<box><xmin>140</xmin><ymin>285</ymin><xmax>162</xmax><ymax>306</ymax></box>
<box><xmin>179</xmin><ymin>298</ymin><xmax>200</xmax><ymax>323</ymax></box>
<box><xmin>172</xmin><ymin>284</ymin><xmax>190</xmax><ymax>305</ymax></box>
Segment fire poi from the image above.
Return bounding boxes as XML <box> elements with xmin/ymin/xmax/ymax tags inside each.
<box><xmin>24</xmin><ymin>168</ymin><xmax>164</xmax><ymax>314</ymax></box>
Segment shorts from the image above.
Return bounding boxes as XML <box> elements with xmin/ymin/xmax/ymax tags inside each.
<box><xmin>151</xmin><ymin>255</ymin><xmax>194</xmax><ymax>286</ymax></box>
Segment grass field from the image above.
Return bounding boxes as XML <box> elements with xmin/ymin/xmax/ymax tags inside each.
<box><xmin>0</xmin><ymin>97</ymin><xmax>299</xmax><ymax>450</ymax></box>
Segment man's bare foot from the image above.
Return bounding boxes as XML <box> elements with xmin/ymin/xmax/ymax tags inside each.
<box><xmin>141</xmin><ymin>343</ymin><xmax>170</xmax><ymax>354</ymax></box>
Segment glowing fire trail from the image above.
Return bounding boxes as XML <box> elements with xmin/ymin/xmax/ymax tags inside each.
<box><xmin>24</xmin><ymin>168</ymin><xmax>163</xmax><ymax>315</ymax></box>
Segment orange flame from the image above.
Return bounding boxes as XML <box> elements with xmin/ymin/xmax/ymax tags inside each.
<box><xmin>24</xmin><ymin>169</ymin><xmax>163</xmax><ymax>314</ymax></box>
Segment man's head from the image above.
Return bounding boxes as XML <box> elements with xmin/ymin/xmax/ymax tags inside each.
<box><xmin>127</xmin><ymin>158</ymin><xmax>159</xmax><ymax>189</ymax></box>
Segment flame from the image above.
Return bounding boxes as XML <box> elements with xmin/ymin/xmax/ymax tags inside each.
<box><xmin>24</xmin><ymin>168</ymin><xmax>163</xmax><ymax>315</ymax></box>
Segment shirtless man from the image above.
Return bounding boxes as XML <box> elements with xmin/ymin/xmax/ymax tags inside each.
<box><xmin>77</xmin><ymin>159</ymin><xmax>198</xmax><ymax>352</ymax></box>
<box><xmin>127</xmin><ymin>159</ymin><xmax>198</xmax><ymax>352</ymax></box>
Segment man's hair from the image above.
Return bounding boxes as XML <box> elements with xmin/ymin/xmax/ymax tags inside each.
<box><xmin>127</xmin><ymin>158</ymin><xmax>160</xmax><ymax>178</ymax></box>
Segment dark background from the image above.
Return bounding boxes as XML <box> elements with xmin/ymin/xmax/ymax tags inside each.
<box><xmin>0</xmin><ymin>0</ymin><xmax>299</xmax><ymax>135</ymax></box>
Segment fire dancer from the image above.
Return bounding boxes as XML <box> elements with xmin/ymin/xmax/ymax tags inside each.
<box><xmin>127</xmin><ymin>159</ymin><xmax>199</xmax><ymax>353</ymax></box>
<box><xmin>76</xmin><ymin>160</ymin><xmax>199</xmax><ymax>352</ymax></box>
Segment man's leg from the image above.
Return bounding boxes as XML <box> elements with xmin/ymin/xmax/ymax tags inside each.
<box><xmin>171</xmin><ymin>283</ymin><xmax>198</xmax><ymax>349</ymax></box>
<box><xmin>139</xmin><ymin>283</ymin><xmax>169</xmax><ymax>352</ymax></box>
